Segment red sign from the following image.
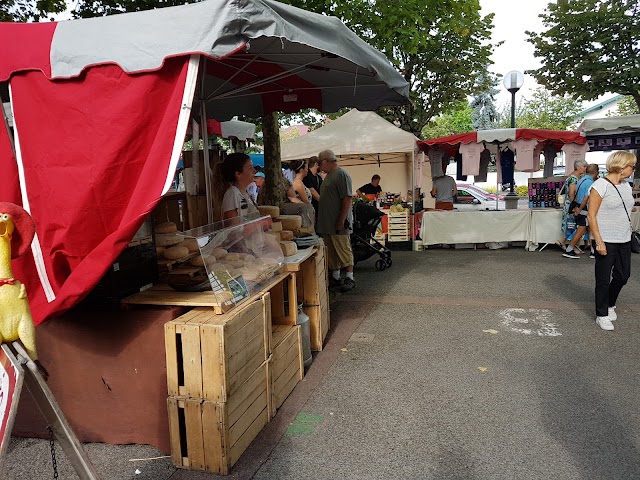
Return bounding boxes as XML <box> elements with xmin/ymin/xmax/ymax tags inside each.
<box><xmin>0</xmin><ymin>345</ymin><xmax>24</xmax><ymax>466</ymax></box>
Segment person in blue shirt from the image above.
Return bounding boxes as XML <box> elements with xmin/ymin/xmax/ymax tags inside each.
<box><xmin>563</xmin><ymin>164</ymin><xmax>599</xmax><ymax>259</ymax></box>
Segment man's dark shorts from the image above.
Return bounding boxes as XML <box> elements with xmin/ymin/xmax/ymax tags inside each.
<box><xmin>576</xmin><ymin>214</ymin><xmax>588</xmax><ymax>227</ymax></box>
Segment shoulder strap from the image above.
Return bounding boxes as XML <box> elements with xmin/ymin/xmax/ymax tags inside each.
<box><xmin>603</xmin><ymin>177</ymin><xmax>632</xmax><ymax>224</ymax></box>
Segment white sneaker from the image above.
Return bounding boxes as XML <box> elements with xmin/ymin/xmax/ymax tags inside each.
<box><xmin>608</xmin><ymin>306</ymin><xmax>617</xmax><ymax>321</ymax></box>
<box><xmin>596</xmin><ymin>316</ymin><xmax>614</xmax><ymax>331</ymax></box>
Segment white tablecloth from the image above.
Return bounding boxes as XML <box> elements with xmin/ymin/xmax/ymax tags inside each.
<box><xmin>526</xmin><ymin>209</ymin><xmax>563</xmax><ymax>251</ymax></box>
<box><xmin>420</xmin><ymin>210</ymin><xmax>530</xmax><ymax>245</ymax></box>
<box><xmin>421</xmin><ymin>208</ymin><xmax>640</xmax><ymax>250</ymax></box>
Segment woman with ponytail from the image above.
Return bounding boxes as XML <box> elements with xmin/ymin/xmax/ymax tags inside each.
<box><xmin>220</xmin><ymin>153</ymin><xmax>258</xmax><ymax>221</ymax></box>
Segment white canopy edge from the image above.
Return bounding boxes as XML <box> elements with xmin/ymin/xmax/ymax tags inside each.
<box><xmin>578</xmin><ymin>114</ymin><xmax>640</xmax><ymax>135</ymax></box>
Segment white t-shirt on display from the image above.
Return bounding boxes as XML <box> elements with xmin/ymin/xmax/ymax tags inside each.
<box><xmin>590</xmin><ymin>178</ymin><xmax>634</xmax><ymax>243</ymax></box>
<box><xmin>459</xmin><ymin>142</ymin><xmax>484</xmax><ymax>176</ymax></box>
<box><xmin>511</xmin><ymin>139</ymin><xmax>540</xmax><ymax>172</ymax></box>
<box><xmin>562</xmin><ymin>143</ymin><xmax>590</xmax><ymax>175</ymax></box>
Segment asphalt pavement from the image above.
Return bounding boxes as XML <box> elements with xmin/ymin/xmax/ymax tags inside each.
<box><xmin>5</xmin><ymin>246</ymin><xmax>640</xmax><ymax>479</ymax></box>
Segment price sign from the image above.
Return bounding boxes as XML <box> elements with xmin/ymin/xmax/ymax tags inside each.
<box><xmin>0</xmin><ymin>345</ymin><xmax>24</xmax><ymax>467</ymax></box>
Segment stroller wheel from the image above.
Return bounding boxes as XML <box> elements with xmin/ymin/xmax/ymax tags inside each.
<box><xmin>385</xmin><ymin>257</ymin><xmax>392</xmax><ymax>268</ymax></box>
<box><xmin>375</xmin><ymin>259</ymin><xmax>386</xmax><ymax>271</ymax></box>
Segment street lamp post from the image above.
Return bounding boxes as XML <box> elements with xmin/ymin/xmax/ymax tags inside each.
<box><xmin>502</xmin><ymin>70</ymin><xmax>524</xmax><ymax>199</ymax></box>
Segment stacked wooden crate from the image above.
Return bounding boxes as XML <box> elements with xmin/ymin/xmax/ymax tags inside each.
<box><xmin>294</xmin><ymin>243</ymin><xmax>329</xmax><ymax>351</ymax></box>
<box><xmin>165</xmin><ymin>294</ymin><xmax>272</xmax><ymax>475</ymax></box>
<box><xmin>269</xmin><ymin>325</ymin><xmax>304</xmax><ymax>416</ymax></box>
<box><xmin>387</xmin><ymin>210</ymin><xmax>410</xmax><ymax>242</ymax></box>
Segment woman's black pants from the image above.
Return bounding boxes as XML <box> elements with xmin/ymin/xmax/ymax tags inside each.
<box><xmin>594</xmin><ymin>241</ymin><xmax>631</xmax><ymax>317</ymax></box>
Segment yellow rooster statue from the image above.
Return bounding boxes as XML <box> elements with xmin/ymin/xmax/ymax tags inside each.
<box><xmin>0</xmin><ymin>202</ymin><xmax>38</xmax><ymax>361</ymax></box>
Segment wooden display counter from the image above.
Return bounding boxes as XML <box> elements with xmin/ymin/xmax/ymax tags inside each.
<box><xmin>122</xmin><ymin>244</ymin><xmax>329</xmax><ymax>475</ymax></box>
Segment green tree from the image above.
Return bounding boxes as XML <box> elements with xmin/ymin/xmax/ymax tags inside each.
<box><xmin>1</xmin><ymin>0</ymin><xmax>66</xmax><ymax>22</ymax></box>
<box><xmin>615</xmin><ymin>96</ymin><xmax>640</xmax><ymax>116</ymax></box>
<box><xmin>470</xmin><ymin>72</ymin><xmax>500</xmax><ymax>130</ymax></box>
<box><xmin>497</xmin><ymin>88</ymin><xmax>582</xmax><ymax>130</ymax></box>
<box><xmin>421</xmin><ymin>101</ymin><xmax>473</xmax><ymax>139</ymax></box>
<box><xmin>280</xmin><ymin>0</ymin><xmax>495</xmax><ymax>138</ymax></box>
<box><xmin>527</xmin><ymin>0</ymin><xmax>640</xmax><ymax>110</ymax></box>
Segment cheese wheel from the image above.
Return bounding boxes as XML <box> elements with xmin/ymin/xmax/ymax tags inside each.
<box><xmin>211</xmin><ymin>248</ymin><xmax>228</xmax><ymax>259</ymax></box>
<box><xmin>280</xmin><ymin>230</ymin><xmax>294</xmax><ymax>241</ymax></box>
<box><xmin>224</xmin><ymin>253</ymin><xmax>240</xmax><ymax>261</ymax></box>
<box><xmin>279</xmin><ymin>241</ymin><xmax>298</xmax><ymax>257</ymax></box>
<box><xmin>154</xmin><ymin>222</ymin><xmax>177</xmax><ymax>234</ymax></box>
<box><xmin>190</xmin><ymin>255</ymin><xmax>217</xmax><ymax>267</ymax></box>
<box><xmin>276</xmin><ymin>215</ymin><xmax>302</xmax><ymax>230</ymax></box>
<box><xmin>156</xmin><ymin>233</ymin><xmax>185</xmax><ymax>247</ymax></box>
<box><xmin>163</xmin><ymin>245</ymin><xmax>189</xmax><ymax>260</ymax></box>
<box><xmin>258</xmin><ymin>205</ymin><xmax>280</xmax><ymax>218</ymax></box>
<box><xmin>267</xmin><ymin>232</ymin><xmax>282</xmax><ymax>241</ymax></box>
<box><xmin>271</xmin><ymin>221</ymin><xmax>283</xmax><ymax>232</ymax></box>
<box><xmin>178</xmin><ymin>238</ymin><xmax>200</xmax><ymax>253</ymax></box>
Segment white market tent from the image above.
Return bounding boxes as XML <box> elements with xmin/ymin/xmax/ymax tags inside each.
<box><xmin>578</xmin><ymin>114</ymin><xmax>640</xmax><ymax>136</ymax></box>
<box><xmin>280</xmin><ymin>109</ymin><xmax>423</xmax><ymax>196</ymax></box>
<box><xmin>577</xmin><ymin>114</ymin><xmax>640</xmax><ymax>154</ymax></box>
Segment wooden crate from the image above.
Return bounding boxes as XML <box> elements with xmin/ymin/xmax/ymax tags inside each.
<box><xmin>268</xmin><ymin>272</ymin><xmax>298</xmax><ymax>325</ymax></box>
<box><xmin>388</xmin><ymin>234</ymin><xmax>410</xmax><ymax>242</ymax></box>
<box><xmin>269</xmin><ymin>325</ymin><xmax>303</xmax><ymax>416</ymax></box>
<box><xmin>294</xmin><ymin>249</ymin><xmax>329</xmax><ymax>351</ymax></box>
<box><xmin>167</xmin><ymin>361</ymin><xmax>270</xmax><ymax>475</ymax></box>
<box><xmin>165</xmin><ymin>296</ymin><xmax>269</xmax><ymax>402</ymax></box>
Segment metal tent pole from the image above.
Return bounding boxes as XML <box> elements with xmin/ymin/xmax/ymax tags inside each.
<box><xmin>199</xmin><ymin>58</ymin><xmax>214</xmax><ymax>225</ymax></box>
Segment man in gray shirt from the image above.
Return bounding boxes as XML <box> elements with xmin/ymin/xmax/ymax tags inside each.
<box><xmin>431</xmin><ymin>174</ymin><xmax>457</xmax><ymax>210</ymax></box>
<box><xmin>317</xmin><ymin>149</ymin><xmax>355</xmax><ymax>292</ymax></box>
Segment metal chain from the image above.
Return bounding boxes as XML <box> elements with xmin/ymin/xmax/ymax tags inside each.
<box><xmin>47</xmin><ymin>426</ymin><xmax>59</xmax><ymax>480</ymax></box>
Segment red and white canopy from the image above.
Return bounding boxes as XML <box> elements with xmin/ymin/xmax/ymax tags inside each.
<box><xmin>0</xmin><ymin>0</ymin><xmax>409</xmax><ymax>325</ymax></box>
<box><xmin>419</xmin><ymin>128</ymin><xmax>586</xmax><ymax>155</ymax></box>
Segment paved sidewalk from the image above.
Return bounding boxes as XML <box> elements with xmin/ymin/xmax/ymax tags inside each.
<box><xmin>5</xmin><ymin>248</ymin><xmax>640</xmax><ymax>479</ymax></box>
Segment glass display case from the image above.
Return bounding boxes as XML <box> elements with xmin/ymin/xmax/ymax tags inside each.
<box><xmin>177</xmin><ymin>214</ymin><xmax>284</xmax><ymax>308</ymax></box>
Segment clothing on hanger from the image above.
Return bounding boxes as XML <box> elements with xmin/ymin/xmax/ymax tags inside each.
<box><xmin>511</xmin><ymin>139</ymin><xmax>540</xmax><ymax>172</ymax></box>
<box><xmin>460</xmin><ymin>142</ymin><xmax>484</xmax><ymax>176</ymax></box>
<box><xmin>476</xmin><ymin>148</ymin><xmax>491</xmax><ymax>182</ymax></box>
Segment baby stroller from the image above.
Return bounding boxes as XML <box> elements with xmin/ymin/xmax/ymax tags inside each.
<box><xmin>350</xmin><ymin>201</ymin><xmax>392</xmax><ymax>271</ymax></box>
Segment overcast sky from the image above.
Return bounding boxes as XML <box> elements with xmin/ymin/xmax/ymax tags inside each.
<box><xmin>479</xmin><ymin>0</ymin><xmax>548</xmax><ymax>106</ymax></box>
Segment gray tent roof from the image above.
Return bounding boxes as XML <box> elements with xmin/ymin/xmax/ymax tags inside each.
<box><xmin>37</xmin><ymin>0</ymin><xmax>410</xmax><ymax>119</ymax></box>
<box><xmin>578</xmin><ymin>115</ymin><xmax>640</xmax><ymax>135</ymax></box>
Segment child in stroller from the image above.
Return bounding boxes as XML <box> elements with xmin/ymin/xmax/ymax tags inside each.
<box><xmin>350</xmin><ymin>201</ymin><xmax>392</xmax><ymax>271</ymax></box>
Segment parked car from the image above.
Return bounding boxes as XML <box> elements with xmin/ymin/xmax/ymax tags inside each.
<box><xmin>456</xmin><ymin>183</ymin><xmax>505</xmax><ymax>201</ymax></box>
<box><xmin>454</xmin><ymin>184</ymin><xmax>506</xmax><ymax>211</ymax></box>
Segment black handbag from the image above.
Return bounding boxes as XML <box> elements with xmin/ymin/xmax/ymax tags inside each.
<box><xmin>603</xmin><ymin>178</ymin><xmax>640</xmax><ymax>254</ymax></box>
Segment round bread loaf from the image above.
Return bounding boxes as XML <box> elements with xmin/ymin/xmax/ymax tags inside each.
<box><xmin>238</xmin><ymin>253</ymin><xmax>255</xmax><ymax>262</ymax></box>
<box><xmin>154</xmin><ymin>221</ymin><xmax>177</xmax><ymax>234</ymax></box>
<box><xmin>156</xmin><ymin>246</ymin><xmax>166</xmax><ymax>256</ymax></box>
<box><xmin>156</xmin><ymin>233</ymin><xmax>185</xmax><ymax>247</ymax></box>
<box><xmin>241</xmin><ymin>268</ymin><xmax>260</xmax><ymax>282</ymax></box>
<box><xmin>163</xmin><ymin>245</ymin><xmax>189</xmax><ymax>260</ymax></box>
<box><xmin>211</xmin><ymin>248</ymin><xmax>228</xmax><ymax>259</ymax></box>
<box><xmin>190</xmin><ymin>255</ymin><xmax>217</xmax><ymax>267</ymax></box>
<box><xmin>224</xmin><ymin>253</ymin><xmax>240</xmax><ymax>261</ymax></box>
<box><xmin>228</xmin><ymin>259</ymin><xmax>245</xmax><ymax>268</ymax></box>
<box><xmin>178</xmin><ymin>238</ymin><xmax>200</xmax><ymax>253</ymax></box>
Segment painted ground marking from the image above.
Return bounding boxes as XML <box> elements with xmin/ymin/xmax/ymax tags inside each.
<box><xmin>499</xmin><ymin>308</ymin><xmax>562</xmax><ymax>336</ymax></box>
